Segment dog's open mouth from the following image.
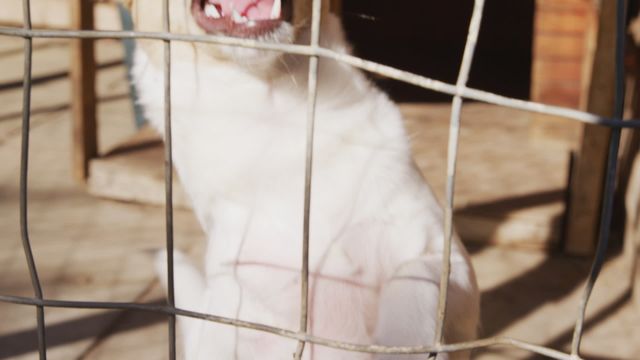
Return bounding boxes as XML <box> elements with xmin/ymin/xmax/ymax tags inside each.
<box><xmin>192</xmin><ymin>0</ymin><xmax>292</xmax><ymax>38</ymax></box>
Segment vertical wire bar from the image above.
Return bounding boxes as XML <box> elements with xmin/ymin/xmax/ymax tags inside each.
<box><xmin>294</xmin><ymin>0</ymin><xmax>323</xmax><ymax>358</ymax></box>
<box><xmin>20</xmin><ymin>0</ymin><xmax>47</xmax><ymax>358</ymax></box>
<box><xmin>431</xmin><ymin>0</ymin><xmax>486</xmax><ymax>355</ymax></box>
<box><xmin>570</xmin><ymin>0</ymin><xmax>626</xmax><ymax>355</ymax></box>
<box><xmin>162</xmin><ymin>0</ymin><xmax>176</xmax><ymax>358</ymax></box>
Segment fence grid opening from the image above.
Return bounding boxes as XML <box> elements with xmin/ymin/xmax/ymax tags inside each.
<box><xmin>0</xmin><ymin>0</ymin><xmax>636</xmax><ymax>359</ymax></box>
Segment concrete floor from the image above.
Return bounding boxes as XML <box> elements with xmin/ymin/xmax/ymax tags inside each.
<box><xmin>0</xmin><ymin>37</ymin><xmax>639</xmax><ymax>360</ymax></box>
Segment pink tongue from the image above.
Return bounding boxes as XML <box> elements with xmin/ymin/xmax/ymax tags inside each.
<box><xmin>217</xmin><ymin>0</ymin><xmax>276</xmax><ymax>20</ymax></box>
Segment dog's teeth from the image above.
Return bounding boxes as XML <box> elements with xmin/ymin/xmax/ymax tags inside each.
<box><xmin>204</xmin><ymin>3</ymin><xmax>221</xmax><ymax>18</ymax></box>
<box><xmin>270</xmin><ymin>0</ymin><xmax>281</xmax><ymax>19</ymax></box>
<box><xmin>232</xmin><ymin>10</ymin><xmax>248</xmax><ymax>23</ymax></box>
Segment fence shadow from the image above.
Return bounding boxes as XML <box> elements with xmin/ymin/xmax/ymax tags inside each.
<box><xmin>459</xmin><ymin>189</ymin><xmax>631</xmax><ymax>358</ymax></box>
<box><xmin>0</xmin><ymin>191</ymin><xmax>631</xmax><ymax>358</ymax></box>
<box><xmin>522</xmin><ymin>290</ymin><xmax>632</xmax><ymax>360</ymax></box>
<box><xmin>0</xmin><ymin>299</ymin><xmax>166</xmax><ymax>359</ymax></box>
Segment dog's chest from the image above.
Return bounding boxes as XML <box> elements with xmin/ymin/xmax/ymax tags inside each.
<box><xmin>133</xmin><ymin>48</ymin><xmax>413</xmax><ymax>270</ymax></box>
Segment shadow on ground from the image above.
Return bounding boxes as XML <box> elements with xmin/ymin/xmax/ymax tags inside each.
<box><xmin>0</xmin><ymin>299</ymin><xmax>166</xmax><ymax>359</ymax></box>
<box><xmin>461</xmin><ymin>190</ymin><xmax>632</xmax><ymax>359</ymax></box>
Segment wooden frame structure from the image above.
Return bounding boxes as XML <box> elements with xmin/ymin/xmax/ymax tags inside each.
<box><xmin>530</xmin><ymin>0</ymin><xmax>630</xmax><ymax>255</ymax></box>
<box><xmin>565</xmin><ymin>0</ymin><xmax>620</xmax><ymax>255</ymax></box>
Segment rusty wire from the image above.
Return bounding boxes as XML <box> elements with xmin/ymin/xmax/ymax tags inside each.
<box><xmin>571</xmin><ymin>0</ymin><xmax>627</xmax><ymax>356</ymax></box>
<box><xmin>18</xmin><ymin>0</ymin><xmax>47</xmax><ymax>359</ymax></box>
<box><xmin>0</xmin><ymin>26</ymin><xmax>638</xmax><ymax>128</ymax></box>
<box><xmin>161</xmin><ymin>0</ymin><xmax>177</xmax><ymax>357</ymax></box>
<box><xmin>432</xmin><ymin>1</ymin><xmax>486</xmax><ymax>357</ymax></box>
<box><xmin>0</xmin><ymin>0</ymin><xmax>630</xmax><ymax>359</ymax></box>
<box><xmin>294</xmin><ymin>0</ymin><xmax>324</xmax><ymax>358</ymax></box>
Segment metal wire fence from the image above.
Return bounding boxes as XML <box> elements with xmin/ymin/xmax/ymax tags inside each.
<box><xmin>0</xmin><ymin>0</ymin><xmax>637</xmax><ymax>359</ymax></box>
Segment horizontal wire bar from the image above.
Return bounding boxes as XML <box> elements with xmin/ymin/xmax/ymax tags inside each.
<box><xmin>0</xmin><ymin>26</ymin><xmax>638</xmax><ymax>128</ymax></box>
<box><xmin>0</xmin><ymin>294</ymin><xmax>578</xmax><ymax>359</ymax></box>
<box><xmin>0</xmin><ymin>27</ymin><xmax>316</xmax><ymax>55</ymax></box>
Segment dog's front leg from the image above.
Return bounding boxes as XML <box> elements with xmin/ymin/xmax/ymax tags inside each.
<box><xmin>372</xmin><ymin>257</ymin><xmax>445</xmax><ymax>360</ymax></box>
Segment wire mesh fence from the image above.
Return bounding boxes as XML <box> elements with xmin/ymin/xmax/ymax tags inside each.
<box><xmin>0</xmin><ymin>0</ymin><xmax>637</xmax><ymax>359</ymax></box>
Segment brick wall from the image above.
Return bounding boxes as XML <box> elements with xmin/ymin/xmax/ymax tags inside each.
<box><xmin>530</xmin><ymin>0</ymin><xmax>597</xmax><ymax>148</ymax></box>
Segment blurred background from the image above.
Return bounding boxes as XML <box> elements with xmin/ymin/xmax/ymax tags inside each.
<box><xmin>0</xmin><ymin>0</ymin><xmax>639</xmax><ymax>359</ymax></box>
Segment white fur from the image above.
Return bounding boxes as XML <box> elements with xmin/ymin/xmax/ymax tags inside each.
<box><xmin>134</xmin><ymin>12</ymin><xmax>480</xmax><ymax>360</ymax></box>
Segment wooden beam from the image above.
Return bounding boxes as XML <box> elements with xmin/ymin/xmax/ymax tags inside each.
<box><xmin>330</xmin><ymin>0</ymin><xmax>342</xmax><ymax>14</ymax></box>
<box><xmin>70</xmin><ymin>0</ymin><xmax>97</xmax><ymax>182</ymax></box>
<box><xmin>624</xmin><ymin>130</ymin><xmax>640</xmax><ymax>310</ymax></box>
<box><xmin>565</xmin><ymin>0</ymin><xmax>620</xmax><ymax>255</ymax></box>
<box><xmin>622</xmin><ymin>35</ymin><xmax>640</xmax><ymax>309</ymax></box>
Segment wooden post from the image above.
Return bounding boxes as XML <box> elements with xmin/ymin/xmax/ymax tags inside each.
<box><xmin>625</xmin><ymin>134</ymin><xmax>640</xmax><ymax>310</ymax></box>
<box><xmin>330</xmin><ymin>0</ymin><xmax>342</xmax><ymax>14</ymax></box>
<box><xmin>623</xmin><ymin>29</ymin><xmax>640</xmax><ymax>308</ymax></box>
<box><xmin>565</xmin><ymin>0</ymin><xmax>620</xmax><ymax>255</ymax></box>
<box><xmin>70</xmin><ymin>0</ymin><xmax>97</xmax><ymax>182</ymax></box>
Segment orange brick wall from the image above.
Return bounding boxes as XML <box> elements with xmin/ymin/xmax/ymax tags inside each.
<box><xmin>530</xmin><ymin>0</ymin><xmax>597</xmax><ymax>147</ymax></box>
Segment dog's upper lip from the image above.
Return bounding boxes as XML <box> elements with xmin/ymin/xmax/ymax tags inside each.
<box><xmin>191</xmin><ymin>0</ymin><xmax>290</xmax><ymax>38</ymax></box>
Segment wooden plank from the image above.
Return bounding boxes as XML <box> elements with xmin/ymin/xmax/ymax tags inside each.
<box><xmin>537</xmin><ymin>0</ymin><xmax>593</xmax><ymax>12</ymax></box>
<box><xmin>622</xmin><ymin>41</ymin><xmax>640</xmax><ymax>310</ymax></box>
<box><xmin>535</xmin><ymin>8</ymin><xmax>591</xmax><ymax>35</ymax></box>
<box><xmin>70</xmin><ymin>0</ymin><xmax>98</xmax><ymax>182</ymax></box>
<box><xmin>532</xmin><ymin>81</ymin><xmax>583</xmax><ymax>107</ymax></box>
<box><xmin>535</xmin><ymin>34</ymin><xmax>588</xmax><ymax>60</ymax></box>
<box><xmin>532</xmin><ymin>60</ymin><xmax>585</xmax><ymax>85</ymax></box>
<box><xmin>624</xmin><ymin>140</ymin><xmax>640</xmax><ymax>310</ymax></box>
<box><xmin>565</xmin><ymin>0</ymin><xmax>620</xmax><ymax>255</ymax></box>
<box><xmin>0</xmin><ymin>0</ymin><xmax>121</xmax><ymax>30</ymax></box>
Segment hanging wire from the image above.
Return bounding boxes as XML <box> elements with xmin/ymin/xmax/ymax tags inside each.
<box><xmin>18</xmin><ymin>0</ymin><xmax>47</xmax><ymax>358</ymax></box>
<box><xmin>431</xmin><ymin>2</ymin><xmax>486</xmax><ymax>358</ymax></box>
<box><xmin>294</xmin><ymin>0</ymin><xmax>324</xmax><ymax>358</ymax></box>
<box><xmin>161</xmin><ymin>0</ymin><xmax>177</xmax><ymax>357</ymax></box>
<box><xmin>570</xmin><ymin>0</ymin><xmax>626</xmax><ymax>356</ymax></box>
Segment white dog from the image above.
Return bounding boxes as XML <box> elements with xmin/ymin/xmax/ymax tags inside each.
<box><xmin>129</xmin><ymin>0</ymin><xmax>479</xmax><ymax>358</ymax></box>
